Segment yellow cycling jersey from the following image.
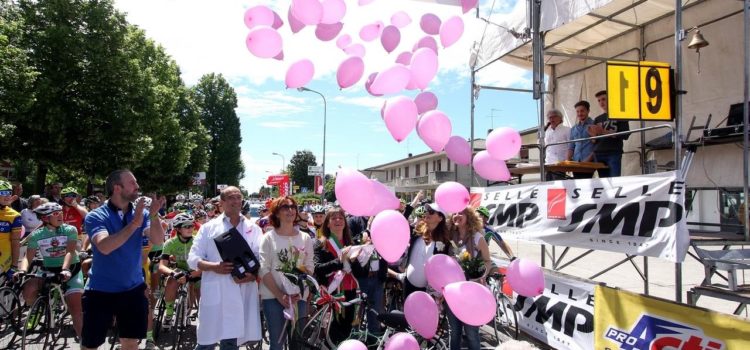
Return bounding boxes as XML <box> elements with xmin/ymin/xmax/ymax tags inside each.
<box><xmin>0</xmin><ymin>206</ymin><xmax>23</xmax><ymax>272</ymax></box>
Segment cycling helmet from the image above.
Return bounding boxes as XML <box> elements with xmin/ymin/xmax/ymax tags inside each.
<box><xmin>204</xmin><ymin>203</ymin><xmax>215</xmax><ymax>211</ymax></box>
<box><xmin>413</xmin><ymin>206</ymin><xmax>426</xmax><ymax>218</ymax></box>
<box><xmin>190</xmin><ymin>194</ymin><xmax>203</xmax><ymax>202</ymax></box>
<box><xmin>84</xmin><ymin>195</ymin><xmax>101</xmax><ymax>206</ymax></box>
<box><xmin>175</xmin><ymin>194</ymin><xmax>186</xmax><ymax>201</ymax></box>
<box><xmin>172</xmin><ymin>213</ymin><xmax>195</xmax><ymax>228</ymax></box>
<box><xmin>61</xmin><ymin>187</ymin><xmax>78</xmax><ymax>197</ymax></box>
<box><xmin>310</xmin><ymin>205</ymin><xmax>325</xmax><ymax>214</ymax></box>
<box><xmin>241</xmin><ymin>200</ymin><xmax>251</xmax><ymax>215</ymax></box>
<box><xmin>0</xmin><ymin>180</ymin><xmax>12</xmax><ymax>192</ymax></box>
<box><xmin>476</xmin><ymin>206</ymin><xmax>491</xmax><ymax>219</ymax></box>
<box><xmin>258</xmin><ymin>205</ymin><xmax>267</xmax><ymax>212</ymax></box>
<box><xmin>34</xmin><ymin>202</ymin><xmax>63</xmax><ymax>216</ymax></box>
<box><xmin>193</xmin><ymin>209</ymin><xmax>207</xmax><ymax>218</ymax></box>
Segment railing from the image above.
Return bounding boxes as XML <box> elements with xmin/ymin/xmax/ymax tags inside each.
<box><xmin>383</xmin><ymin>171</ymin><xmax>459</xmax><ymax>187</ymax></box>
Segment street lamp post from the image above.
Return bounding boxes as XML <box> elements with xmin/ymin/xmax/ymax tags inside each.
<box><xmin>271</xmin><ymin>152</ymin><xmax>285</xmax><ymax>172</ymax></box>
<box><xmin>297</xmin><ymin>87</ymin><xmax>327</xmax><ymax>202</ymax></box>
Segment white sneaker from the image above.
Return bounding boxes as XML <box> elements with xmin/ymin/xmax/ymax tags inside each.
<box><xmin>162</xmin><ymin>315</ymin><xmax>173</xmax><ymax>330</ymax></box>
<box><xmin>143</xmin><ymin>340</ymin><xmax>160</xmax><ymax>350</ymax></box>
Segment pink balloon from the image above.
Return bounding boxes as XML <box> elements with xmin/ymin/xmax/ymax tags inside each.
<box><xmin>272</xmin><ymin>11</ymin><xmax>284</xmax><ymax>29</ymax></box>
<box><xmin>440</xmin><ymin>16</ymin><xmax>464</xmax><ymax>48</ymax></box>
<box><xmin>414</xmin><ymin>91</ymin><xmax>438</xmax><ymax>114</ymax></box>
<box><xmin>425</xmin><ymin>254</ymin><xmax>465</xmax><ymax>292</ymax></box>
<box><xmin>444</xmin><ymin>136</ymin><xmax>472</xmax><ymax>165</ymax></box>
<box><xmin>365</xmin><ymin>72</ymin><xmax>382</xmax><ymax>97</ymax></box>
<box><xmin>245</xmin><ymin>27</ymin><xmax>282</xmax><ymax>59</ymax></box>
<box><xmin>335</xmin><ymin>168</ymin><xmax>374</xmax><ymax>216</ymax></box>
<box><xmin>410</xmin><ymin>48</ymin><xmax>438</xmax><ymax>90</ymax></box>
<box><xmin>444</xmin><ymin>281</ymin><xmax>497</xmax><ymax>326</ymax></box>
<box><xmin>507</xmin><ymin>258</ymin><xmax>545</xmax><ymax>297</ymax></box>
<box><xmin>420</xmin><ymin>14</ymin><xmax>441</xmax><ymax>35</ymax></box>
<box><xmin>359</xmin><ymin>21</ymin><xmax>383</xmax><ymax>42</ymax></box>
<box><xmin>358</xmin><ymin>0</ymin><xmax>375</xmax><ymax>5</ymax></box>
<box><xmin>390</xmin><ymin>11</ymin><xmax>412</xmax><ymax>28</ymax></box>
<box><xmin>244</xmin><ymin>6</ymin><xmax>274</xmax><ymax>29</ymax></box>
<box><xmin>320</xmin><ymin>0</ymin><xmax>346</xmax><ymax>24</ymax></box>
<box><xmin>315</xmin><ymin>22</ymin><xmax>343</xmax><ymax>41</ymax></box>
<box><xmin>417</xmin><ymin>110</ymin><xmax>452</xmax><ymax>152</ymax></box>
<box><xmin>285</xmin><ymin>59</ymin><xmax>314</xmax><ymax>89</ymax></box>
<box><xmin>380</xmin><ymin>25</ymin><xmax>401</xmax><ymax>53</ymax></box>
<box><xmin>368</xmin><ymin>180</ymin><xmax>400</xmax><ymax>215</ymax></box>
<box><xmin>336</xmin><ymin>56</ymin><xmax>365</xmax><ymax>89</ymax></box>
<box><xmin>370</xmin><ymin>64</ymin><xmax>410</xmax><ymax>95</ymax></box>
<box><xmin>383</xmin><ymin>96</ymin><xmax>418</xmax><ymax>142</ymax></box>
<box><xmin>413</xmin><ymin>36</ymin><xmax>438</xmax><ymax>54</ymax></box>
<box><xmin>486</xmin><ymin>127</ymin><xmax>522</xmax><ymax>160</ymax></box>
<box><xmin>371</xmin><ymin>210</ymin><xmax>410</xmax><ymax>263</ymax></box>
<box><xmin>291</xmin><ymin>0</ymin><xmax>323</xmax><ymax>25</ymax></box>
<box><xmin>404</xmin><ymin>292</ymin><xmax>439</xmax><ymax>339</ymax></box>
<box><xmin>273</xmin><ymin>51</ymin><xmax>284</xmax><ymax>61</ymax></box>
<box><xmin>344</xmin><ymin>43</ymin><xmax>366</xmax><ymax>58</ymax></box>
<box><xmin>395</xmin><ymin>51</ymin><xmax>412</xmax><ymax>65</ymax></box>
<box><xmin>461</xmin><ymin>0</ymin><xmax>479</xmax><ymax>14</ymax></box>
<box><xmin>288</xmin><ymin>6</ymin><xmax>306</xmax><ymax>33</ymax></box>
<box><xmin>473</xmin><ymin>150</ymin><xmax>511</xmax><ymax>181</ymax></box>
<box><xmin>384</xmin><ymin>332</ymin><xmax>419</xmax><ymax>350</ymax></box>
<box><xmin>336</xmin><ymin>34</ymin><xmax>352</xmax><ymax>50</ymax></box>
<box><xmin>435</xmin><ymin>181</ymin><xmax>469</xmax><ymax>214</ymax></box>
<box><xmin>338</xmin><ymin>340</ymin><xmax>367</xmax><ymax>350</ymax></box>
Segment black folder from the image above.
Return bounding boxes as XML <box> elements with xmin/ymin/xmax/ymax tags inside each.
<box><xmin>213</xmin><ymin>227</ymin><xmax>259</xmax><ymax>278</ymax></box>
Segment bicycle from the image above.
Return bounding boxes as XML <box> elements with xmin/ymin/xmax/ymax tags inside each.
<box><xmin>372</xmin><ymin>308</ymin><xmax>449</xmax><ymax>350</ymax></box>
<box><xmin>296</xmin><ymin>288</ymin><xmax>364</xmax><ymax>349</ymax></box>
<box><xmin>21</xmin><ymin>271</ymin><xmax>73</xmax><ymax>350</ymax></box>
<box><xmin>171</xmin><ymin>273</ymin><xmax>200</xmax><ymax>350</ymax></box>
<box><xmin>383</xmin><ymin>277</ymin><xmax>404</xmax><ymax>313</ymax></box>
<box><xmin>0</xmin><ymin>273</ymin><xmax>25</xmax><ymax>345</ymax></box>
<box><xmin>487</xmin><ymin>272</ymin><xmax>520</xmax><ymax>341</ymax></box>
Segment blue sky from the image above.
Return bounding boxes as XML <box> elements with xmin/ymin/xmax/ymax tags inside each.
<box><xmin>114</xmin><ymin>0</ymin><xmax>539</xmax><ymax>193</ymax></box>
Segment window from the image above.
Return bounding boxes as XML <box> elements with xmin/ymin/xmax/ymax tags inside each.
<box><xmin>416</xmin><ymin>164</ymin><xmax>421</xmax><ymax>177</ymax></box>
<box><xmin>447</xmin><ymin>159</ymin><xmax>451</xmax><ymax>171</ymax></box>
<box><xmin>391</xmin><ymin>169</ymin><xmax>395</xmax><ymax>180</ymax></box>
<box><xmin>398</xmin><ymin>168</ymin><xmax>401</xmax><ymax>178</ymax></box>
<box><xmin>425</xmin><ymin>161</ymin><xmax>429</xmax><ymax>173</ymax></box>
<box><xmin>437</xmin><ymin>159</ymin><xmax>442</xmax><ymax>171</ymax></box>
<box><xmin>404</xmin><ymin>166</ymin><xmax>410</xmax><ymax>178</ymax></box>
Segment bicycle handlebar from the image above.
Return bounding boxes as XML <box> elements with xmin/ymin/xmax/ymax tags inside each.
<box><xmin>282</xmin><ymin>272</ymin><xmax>320</xmax><ymax>295</ymax></box>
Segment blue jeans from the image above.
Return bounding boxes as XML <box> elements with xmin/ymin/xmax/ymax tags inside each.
<box><xmin>357</xmin><ymin>276</ymin><xmax>384</xmax><ymax>334</ymax></box>
<box><xmin>446</xmin><ymin>305</ymin><xmax>480</xmax><ymax>350</ymax></box>
<box><xmin>262</xmin><ymin>298</ymin><xmax>307</xmax><ymax>350</ymax></box>
<box><xmin>594</xmin><ymin>152</ymin><xmax>622</xmax><ymax>177</ymax></box>
<box><xmin>194</xmin><ymin>338</ymin><xmax>237</xmax><ymax>350</ymax></box>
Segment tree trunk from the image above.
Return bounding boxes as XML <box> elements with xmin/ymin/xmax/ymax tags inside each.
<box><xmin>35</xmin><ymin>162</ymin><xmax>48</xmax><ymax>195</ymax></box>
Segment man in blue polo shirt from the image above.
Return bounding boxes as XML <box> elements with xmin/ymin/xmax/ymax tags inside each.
<box><xmin>82</xmin><ymin>169</ymin><xmax>164</xmax><ymax>350</ymax></box>
<box><xmin>566</xmin><ymin>100</ymin><xmax>596</xmax><ymax>179</ymax></box>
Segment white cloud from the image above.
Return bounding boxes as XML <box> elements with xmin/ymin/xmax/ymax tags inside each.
<box><xmin>258</xmin><ymin>120</ymin><xmax>309</xmax><ymax>128</ymax></box>
<box><xmin>332</xmin><ymin>96</ymin><xmax>385</xmax><ymax>111</ymax></box>
<box><xmin>236</xmin><ymin>90</ymin><xmax>309</xmax><ymax>119</ymax></box>
<box><xmin>239</xmin><ymin>151</ymin><xmax>281</xmax><ymax>193</ymax></box>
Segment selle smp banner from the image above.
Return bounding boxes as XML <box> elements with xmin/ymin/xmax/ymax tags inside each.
<box><xmin>471</xmin><ymin>171</ymin><xmax>689</xmax><ymax>262</ymax></box>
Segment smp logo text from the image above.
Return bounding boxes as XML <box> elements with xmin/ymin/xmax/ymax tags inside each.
<box><xmin>605</xmin><ymin>315</ymin><xmax>724</xmax><ymax>350</ymax></box>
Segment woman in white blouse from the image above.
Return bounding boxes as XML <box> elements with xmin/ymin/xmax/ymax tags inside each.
<box><xmin>258</xmin><ymin>197</ymin><xmax>315</xmax><ymax>350</ymax></box>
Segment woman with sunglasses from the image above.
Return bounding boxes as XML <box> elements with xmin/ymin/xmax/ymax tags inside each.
<box><xmin>447</xmin><ymin>206</ymin><xmax>492</xmax><ymax>350</ymax></box>
<box><xmin>314</xmin><ymin>207</ymin><xmax>359</xmax><ymax>344</ymax></box>
<box><xmin>259</xmin><ymin>196</ymin><xmax>315</xmax><ymax>350</ymax></box>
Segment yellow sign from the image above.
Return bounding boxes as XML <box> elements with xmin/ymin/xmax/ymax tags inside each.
<box><xmin>594</xmin><ymin>286</ymin><xmax>750</xmax><ymax>349</ymax></box>
<box><xmin>607</xmin><ymin>61</ymin><xmax>673</xmax><ymax>121</ymax></box>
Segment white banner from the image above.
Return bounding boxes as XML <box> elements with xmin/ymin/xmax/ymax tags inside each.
<box><xmin>472</xmin><ymin>171</ymin><xmax>689</xmax><ymax>262</ymax></box>
<box><xmin>514</xmin><ymin>270</ymin><xmax>597</xmax><ymax>350</ymax></box>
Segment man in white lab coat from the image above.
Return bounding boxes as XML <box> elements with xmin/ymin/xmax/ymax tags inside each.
<box><xmin>188</xmin><ymin>186</ymin><xmax>262</xmax><ymax>349</ymax></box>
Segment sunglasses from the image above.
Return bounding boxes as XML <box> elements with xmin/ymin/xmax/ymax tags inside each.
<box><xmin>424</xmin><ymin>207</ymin><xmax>436</xmax><ymax>215</ymax></box>
<box><xmin>0</xmin><ymin>190</ymin><xmax>12</xmax><ymax>196</ymax></box>
<box><xmin>64</xmin><ymin>194</ymin><xmax>77</xmax><ymax>198</ymax></box>
<box><xmin>45</xmin><ymin>211</ymin><xmax>63</xmax><ymax>218</ymax></box>
<box><xmin>279</xmin><ymin>204</ymin><xmax>297</xmax><ymax>211</ymax></box>
<box><xmin>180</xmin><ymin>224</ymin><xmax>194</xmax><ymax>229</ymax></box>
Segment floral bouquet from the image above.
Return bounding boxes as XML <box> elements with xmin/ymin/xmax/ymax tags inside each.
<box><xmin>276</xmin><ymin>245</ymin><xmax>307</xmax><ymax>296</ymax></box>
<box><xmin>457</xmin><ymin>250</ymin><xmax>486</xmax><ymax>280</ymax></box>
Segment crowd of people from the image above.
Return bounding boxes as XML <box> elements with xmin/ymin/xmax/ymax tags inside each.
<box><xmin>1</xmin><ymin>169</ymin><xmax>518</xmax><ymax>350</ymax></box>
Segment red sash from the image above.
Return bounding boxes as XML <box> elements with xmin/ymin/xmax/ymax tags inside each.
<box><xmin>324</xmin><ymin>239</ymin><xmax>358</xmax><ymax>291</ymax></box>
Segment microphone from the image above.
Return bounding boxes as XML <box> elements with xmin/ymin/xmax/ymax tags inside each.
<box><xmin>544</xmin><ymin>122</ymin><xmax>551</xmax><ymax>131</ymax></box>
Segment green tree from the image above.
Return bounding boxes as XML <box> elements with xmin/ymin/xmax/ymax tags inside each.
<box><xmin>193</xmin><ymin>73</ymin><xmax>244</xmax><ymax>195</ymax></box>
<box><xmin>287</xmin><ymin>150</ymin><xmax>317</xmax><ymax>192</ymax></box>
<box><xmin>324</xmin><ymin>175</ymin><xmax>336</xmax><ymax>203</ymax></box>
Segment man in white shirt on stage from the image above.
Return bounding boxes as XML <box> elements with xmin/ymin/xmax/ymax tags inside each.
<box><xmin>543</xmin><ymin>109</ymin><xmax>570</xmax><ymax>181</ymax></box>
<box><xmin>188</xmin><ymin>186</ymin><xmax>262</xmax><ymax>350</ymax></box>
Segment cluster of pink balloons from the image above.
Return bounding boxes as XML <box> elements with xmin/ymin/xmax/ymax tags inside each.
<box><xmin>506</xmin><ymin>258</ymin><xmax>546</xmax><ymax>297</ymax></box>
<box><xmin>472</xmin><ymin>127</ymin><xmax>522</xmax><ymax>181</ymax></box>
<box><xmin>335</xmin><ymin>168</ymin><xmax>400</xmax><ymax>217</ymax></box>
<box><xmin>244</xmin><ymin>5</ymin><xmax>284</xmax><ymax>59</ymax></box>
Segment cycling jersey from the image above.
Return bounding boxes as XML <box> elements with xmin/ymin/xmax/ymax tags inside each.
<box><xmin>0</xmin><ymin>205</ymin><xmax>22</xmax><ymax>272</ymax></box>
<box><xmin>26</xmin><ymin>224</ymin><xmax>80</xmax><ymax>267</ymax></box>
<box><xmin>63</xmin><ymin>205</ymin><xmax>85</xmax><ymax>234</ymax></box>
<box><xmin>161</xmin><ymin>236</ymin><xmax>193</xmax><ymax>272</ymax></box>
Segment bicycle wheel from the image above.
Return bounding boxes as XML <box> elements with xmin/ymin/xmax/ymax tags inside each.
<box><xmin>22</xmin><ymin>296</ymin><xmax>51</xmax><ymax>350</ymax></box>
<box><xmin>153</xmin><ymin>294</ymin><xmax>166</xmax><ymax>340</ymax></box>
<box><xmin>496</xmin><ymin>294</ymin><xmax>519</xmax><ymax>340</ymax></box>
<box><xmin>418</xmin><ymin>336</ymin><xmax>449</xmax><ymax>350</ymax></box>
<box><xmin>295</xmin><ymin>306</ymin><xmax>330</xmax><ymax>349</ymax></box>
<box><xmin>172</xmin><ymin>295</ymin><xmax>186</xmax><ymax>350</ymax></box>
<box><xmin>0</xmin><ymin>286</ymin><xmax>22</xmax><ymax>334</ymax></box>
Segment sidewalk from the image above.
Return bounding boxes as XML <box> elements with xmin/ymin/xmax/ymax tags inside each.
<box><xmin>490</xmin><ymin>240</ymin><xmax>749</xmax><ymax>318</ymax></box>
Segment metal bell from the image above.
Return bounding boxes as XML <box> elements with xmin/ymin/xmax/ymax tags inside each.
<box><xmin>688</xmin><ymin>30</ymin><xmax>709</xmax><ymax>52</ymax></box>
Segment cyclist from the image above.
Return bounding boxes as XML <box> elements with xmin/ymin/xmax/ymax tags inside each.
<box><xmin>193</xmin><ymin>209</ymin><xmax>208</xmax><ymax>226</ymax></box>
<box><xmin>83</xmin><ymin>195</ymin><xmax>102</xmax><ymax>212</ymax></box>
<box><xmin>16</xmin><ymin>202</ymin><xmax>83</xmax><ymax>340</ymax></box>
<box><xmin>61</xmin><ymin>187</ymin><xmax>88</xmax><ymax>237</ymax></box>
<box><xmin>476</xmin><ymin>206</ymin><xmax>515</xmax><ymax>260</ymax></box>
<box><xmin>158</xmin><ymin>213</ymin><xmax>201</xmax><ymax>331</ymax></box>
<box><xmin>0</xmin><ymin>179</ymin><xmax>23</xmax><ymax>279</ymax></box>
<box><xmin>310</xmin><ymin>204</ymin><xmax>326</xmax><ymax>238</ymax></box>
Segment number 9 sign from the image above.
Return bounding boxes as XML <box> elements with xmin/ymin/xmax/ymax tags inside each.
<box><xmin>607</xmin><ymin>61</ymin><xmax>673</xmax><ymax>121</ymax></box>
